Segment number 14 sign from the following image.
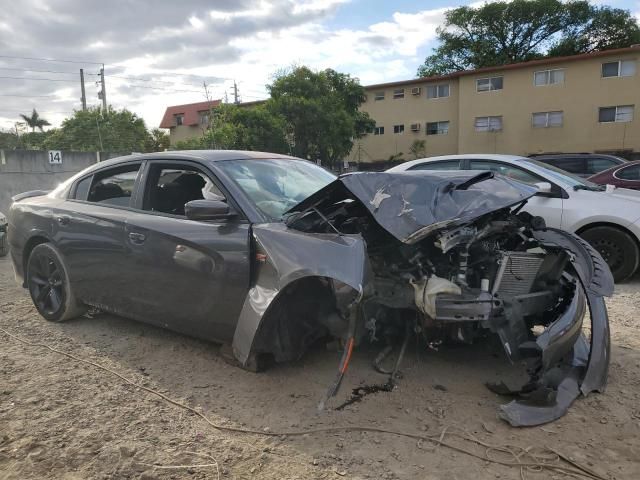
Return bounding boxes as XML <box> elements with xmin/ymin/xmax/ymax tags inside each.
<box><xmin>48</xmin><ymin>150</ymin><xmax>62</xmax><ymax>164</ymax></box>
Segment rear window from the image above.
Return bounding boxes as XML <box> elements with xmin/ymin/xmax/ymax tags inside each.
<box><xmin>86</xmin><ymin>164</ymin><xmax>141</xmax><ymax>207</ymax></box>
<box><xmin>72</xmin><ymin>176</ymin><xmax>92</xmax><ymax>200</ymax></box>
<box><xmin>409</xmin><ymin>160</ymin><xmax>460</xmax><ymax>171</ymax></box>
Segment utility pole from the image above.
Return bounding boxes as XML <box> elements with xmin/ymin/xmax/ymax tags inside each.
<box><xmin>232</xmin><ymin>80</ymin><xmax>239</xmax><ymax>104</ymax></box>
<box><xmin>79</xmin><ymin>68</ymin><xmax>87</xmax><ymax>111</ymax></box>
<box><xmin>98</xmin><ymin>65</ymin><xmax>107</xmax><ymax>111</ymax></box>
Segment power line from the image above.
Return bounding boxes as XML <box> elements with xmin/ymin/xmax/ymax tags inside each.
<box><xmin>0</xmin><ymin>75</ymin><xmax>77</xmax><ymax>83</ymax></box>
<box><xmin>0</xmin><ymin>67</ymin><xmax>79</xmax><ymax>76</ymax></box>
<box><xmin>0</xmin><ymin>55</ymin><xmax>103</xmax><ymax>65</ymax></box>
<box><xmin>0</xmin><ymin>94</ymin><xmax>57</xmax><ymax>98</ymax></box>
<box><xmin>90</xmin><ymin>73</ymin><xmax>204</xmax><ymax>88</ymax></box>
<box><xmin>107</xmin><ymin>83</ymin><xmax>204</xmax><ymax>94</ymax></box>
<box><xmin>124</xmin><ymin>69</ymin><xmax>233</xmax><ymax>81</ymax></box>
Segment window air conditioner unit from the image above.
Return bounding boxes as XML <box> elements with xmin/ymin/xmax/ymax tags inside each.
<box><xmin>411</xmin><ymin>87</ymin><xmax>421</xmax><ymax>96</ymax></box>
<box><xmin>410</xmin><ymin>123</ymin><xmax>421</xmax><ymax>132</ymax></box>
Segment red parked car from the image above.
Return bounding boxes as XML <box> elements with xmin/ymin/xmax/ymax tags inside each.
<box><xmin>588</xmin><ymin>160</ymin><xmax>640</xmax><ymax>190</ymax></box>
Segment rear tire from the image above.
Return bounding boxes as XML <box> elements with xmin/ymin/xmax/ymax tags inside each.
<box><xmin>26</xmin><ymin>243</ymin><xmax>86</xmax><ymax>322</ymax></box>
<box><xmin>580</xmin><ymin>226</ymin><xmax>639</xmax><ymax>283</ymax></box>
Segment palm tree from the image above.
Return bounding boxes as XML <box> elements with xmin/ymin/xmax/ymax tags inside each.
<box><xmin>20</xmin><ymin>109</ymin><xmax>51</xmax><ymax>132</ymax></box>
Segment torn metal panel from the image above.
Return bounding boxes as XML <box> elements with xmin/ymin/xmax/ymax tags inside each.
<box><xmin>232</xmin><ymin>223</ymin><xmax>369</xmax><ymax>365</ymax></box>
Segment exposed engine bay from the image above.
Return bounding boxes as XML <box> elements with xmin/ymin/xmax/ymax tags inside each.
<box><xmin>236</xmin><ymin>171</ymin><xmax>612</xmax><ymax>427</ymax></box>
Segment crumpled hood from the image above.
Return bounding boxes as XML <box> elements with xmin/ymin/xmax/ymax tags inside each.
<box><xmin>286</xmin><ymin>171</ymin><xmax>537</xmax><ymax>244</ymax></box>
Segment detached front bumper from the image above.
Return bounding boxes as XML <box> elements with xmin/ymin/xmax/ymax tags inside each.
<box><xmin>494</xmin><ymin>228</ymin><xmax>612</xmax><ymax>427</ymax></box>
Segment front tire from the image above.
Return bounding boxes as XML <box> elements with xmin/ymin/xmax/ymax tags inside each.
<box><xmin>580</xmin><ymin>226</ymin><xmax>639</xmax><ymax>282</ymax></box>
<box><xmin>26</xmin><ymin>243</ymin><xmax>85</xmax><ymax>322</ymax></box>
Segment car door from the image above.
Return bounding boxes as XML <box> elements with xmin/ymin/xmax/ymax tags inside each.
<box><xmin>57</xmin><ymin>161</ymin><xmax>144</xmax><ymax>309</ymax></box>
<box><xmin>122</xmin><ymin>160</ymin><xmax>250</xmax><ymax>343</ymax></box>
<box><xmin>466</xmin><ymin>160</ymin><xmax>564</xmax><ymax>228</ymax></box>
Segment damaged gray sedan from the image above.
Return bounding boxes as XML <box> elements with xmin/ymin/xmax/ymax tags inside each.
<box><xmin>7</xmin><ymin>151</ymin><xmax>612</xmax><ymax>426</ymax></box>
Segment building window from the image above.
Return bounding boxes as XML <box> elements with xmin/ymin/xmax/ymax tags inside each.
<box><xmin>598</xmin><ymin>105</ymin><xmax>634</xmax><ymax>123</ymax></box>
<box><xmin>174</xmin><ymin>114</ymin><xmax>184</xmax><ymax>126</ymax></box>
<box><xmin>427</xmin><ymin>84</ymin><xmax>450</xmax><ymax>99</ymax></box>
<box><xmin>602</xmin><ymin>60</ymin><xmax>636</xmax><ymax>78</ymax></box>
<box><xmin>475</xmin><ymin>116</ymin><xmax>503</xmax><ymax>131</ymax></box>
<box><xmin>393</xmin><ymin>124</ymin><xmax>404</xmax><ymax>134</ymax></box>
<box><xmin>393</xmin><ymin>88</ymin><xmax>405</xmax><ymax>99</ymax></box>
<box><xmin>476</xmin><ymin>76</ymin><xmax>503</xmax><ymax>92</ymax></box>
<box><xmin>534</xmin><ymin>69</ymin><xmax>565</xmax><ymax>86</ymax></box>
<box><xmin>532</xmin><ymin>111</ymin><xmax>563</xmax><ymax>128</ymax></box>
<box><xmin>373</xmin><ymin>126</ymin><xmax>384</xmax><ymax>135</ymax></box>
<box><xmin>374</xmin><ymin>91</ymin><xmax>385</xmax><ymax>101</ymax></box>
<box><xmin>199</xmin><ymin>112</ymin><xmax>209</xmax><ymax>125</ymax></box>
<box><xmin>426</xmin><ymin>121</ymin><xmax>450</xmax><ymax>135</ymax></box>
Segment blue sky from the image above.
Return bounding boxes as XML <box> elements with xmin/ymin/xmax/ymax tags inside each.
<box><xmin>1</xmin><ymin>0</ymin><xmax>639</xmax><ymax>129</ymax></box>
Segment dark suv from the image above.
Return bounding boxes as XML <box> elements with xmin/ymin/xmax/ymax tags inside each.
<box><xmin>531</xmin><ymin>153</ymin><xmax>627</xmax><ymax>178</ymax></box>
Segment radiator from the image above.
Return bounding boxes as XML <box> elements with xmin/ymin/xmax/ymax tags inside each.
<box><xmin>494</xmin><ymin>252</ymin><xmax>545</xmax><ymax>297</ymax></box>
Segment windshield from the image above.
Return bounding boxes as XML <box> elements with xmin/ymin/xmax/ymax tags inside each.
<box><xmin>217</xmin><ymin>158</ymin><xmax>336</xmax><ymax>219</ymax></box>
<box><xmin>523</xmin><ymin>158</ymin><xmax>604</xmax><ymax>190</ymax></box>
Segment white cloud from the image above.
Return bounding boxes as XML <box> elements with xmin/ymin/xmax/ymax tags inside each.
<box><xmin>0</xmin><ymin>0</ymin><xmax>452</xmax><ymax>130</ymax></box>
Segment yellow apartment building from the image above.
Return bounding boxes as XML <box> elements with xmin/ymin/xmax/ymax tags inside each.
<box><xmin>352</xmin><ymin>46</ymin><xmax>640</xmax><ymax>163</ymax></box>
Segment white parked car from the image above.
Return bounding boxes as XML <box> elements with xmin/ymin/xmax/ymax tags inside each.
<box><xmin>388</xmin><ymin>154</ymin><xmax>640</xmax><ymax>282</ymax></box>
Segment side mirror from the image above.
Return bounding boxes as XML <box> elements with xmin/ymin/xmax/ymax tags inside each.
<box><xmin>534</xmin><ymin>182</ymin><xmax>552</xmax><ymax>193</ymax></box>
<box><xmin>185</xmin><ymin>199</ymin><xmax>236</xmax><ymax>221</ymax></box>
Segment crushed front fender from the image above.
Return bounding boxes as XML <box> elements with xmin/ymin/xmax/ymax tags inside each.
<box><xmin>231</xmin><ymin>223</ymin><xmax>369</xmax><ymax>366</ymax></box>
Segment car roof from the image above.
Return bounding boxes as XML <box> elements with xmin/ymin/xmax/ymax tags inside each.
<box><xmin>81</xmin><ymin>150</ymin><xmax>303</xmax><ymax>172</ymax></box>
<box><xmin>531</xmin><ymin>153</ymin><xmax>626</xmax><ymax>161</ymax></box>
<box><xmin>389</xmin><ymin>154</ymin><xmax>529</xmax><ymax>171</ymax></box>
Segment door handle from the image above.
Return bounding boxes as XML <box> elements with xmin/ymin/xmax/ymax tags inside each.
<box><xmin>128</xmin><ymin>232</ymin><xmax>146</xmax><ymax>244</ymax></box>
<box><xmin>56</xmin><ymin>216</ymin><xmax>70</xmax><ymax>225</ymax></box>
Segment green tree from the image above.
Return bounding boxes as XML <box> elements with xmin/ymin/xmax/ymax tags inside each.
<box><xmin>267</xmin><ymin>66</ymin><xmax>375</xmax><ymax>169</ymax></box>
<box><xmin>145</xmin><ymin>128</ymin><xmax>170</xmax><ymax>152</ymax></box>
<box><xmin>0</xmin><ymin>129</ymin><xmax>53</xmax><ymax>150</ymax></box>
<box><xmin>550</xmin><ymin>6</ymin><xmax>640</xmax><ymax>56</ymax></box>
<box><xmin>0</xmin><ymin>130</ymin><xmax>22</xmax><ymax>149</ymax></box>
<box><xmin>417</xmin><ymin>0</ymin><xmax>640</xmax><ymax>77</ymax></box>
<box><xmin>44</xmin><ymin>107</ymin><xmax>150</xmax><ymax>152</ymax></box>
<box><xmin>173</xmin><ymin>104</ymin><xmax>289</xmax><ymax>153</ymax></box>
<box><xmin>409</xmin><ymin>139</ymin><xmax>426</xmax><ymax>159</ymax></box>
<box><xmin>20</xmin><ymin>108</ymin><xmax>51</xmax><ymax>132</ymax></box>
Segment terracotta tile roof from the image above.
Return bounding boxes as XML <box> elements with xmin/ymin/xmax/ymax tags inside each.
<box><xmin>159</xmin><ymin>100</ymin><xmax>221</xmax><ymax>128</ymax></box>
<box><xmin>364</xmin><ymin>46</ymin><xmax>640</xmax><ymax>90</ymax></box>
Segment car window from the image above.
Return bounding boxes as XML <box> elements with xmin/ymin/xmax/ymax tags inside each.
<box><xmin>72</xmin><ymin>175</ymin><xmax>93</xmax><ymax>201</ymax></box>
<box><xmin>216</xmin><ymin>159</ymin><xmax>335</xmax><ymax>220</ymax></box>
<box><xmin>87</xmin><ymin>164</ymin><xmax>141</xmax><ymax>207</ymax></box>
<box><xmin>615</xmin><ymin>164</ymin><xmax>640</xmax><ymax>180</ymax></box>
<box><xmin>469</xmin><ymin>160</ymin><xmax>541</xmax><ymax>185</ymax></box>
<box><xmin>408</xmin><ymin>160</ymin><xmax>460</xmax><ymax>171</ymax></box>
<box><xmin>537</xmin><ymin>158</ymin><xmax>585</xmax><ymax>174</ymax></box>
<box><xmin>588</xmin><ymin>158</ymin><xmax>619</xmax><ymax>174</ymax></box>
<box><xmin>143</xmin><ymin>165</ymin><xmax>225</xmax><ymax>216</ymax></box>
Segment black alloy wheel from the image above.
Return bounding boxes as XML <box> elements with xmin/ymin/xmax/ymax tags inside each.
<box><xmin>581</xmin><ymin>226</ymin><xmax>640</xmax><ymax>283</ymax></box>
<box><xmin>27</xmin><ymin>243</ymin><xmax>84</xmax><ymax>322</ymax></box>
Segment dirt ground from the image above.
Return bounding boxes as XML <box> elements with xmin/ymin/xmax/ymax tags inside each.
<box><xmin>1</xmin><ymin>254</ymin><xmax>639</xmax><ymax>480</ymax></box>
